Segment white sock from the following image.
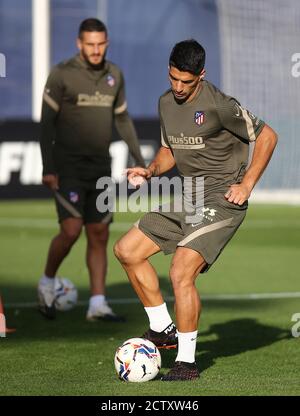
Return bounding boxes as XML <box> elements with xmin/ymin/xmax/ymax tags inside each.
<box><xmin>40</xmin><ymin>275</ymin><xmax>55</xmax><ymax>287</ymax></box>
<box><xmin>89</xmin><ymin>294</ymin><xmax>106</xmax><ymax>310</ymax></box>
<box><xmin>175</xmin><ymin>330</ymin><xmax>198</xmax><ymax>363</ymax></box>
<box><xmin>144</xmin><ymin>303</ymin><xmax>173</xmax><ymax>332</ymax></box>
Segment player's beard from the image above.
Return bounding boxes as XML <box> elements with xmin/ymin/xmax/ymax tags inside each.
<box><xmin>82</xmin><ymin>49</ymin><xmax>107</xmax><ymax>70</ymax></box>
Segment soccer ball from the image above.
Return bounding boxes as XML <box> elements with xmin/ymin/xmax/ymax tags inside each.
<box><xmin>114</xmin><ymin>338</ymin><xmax>161</xmax><ymax>382</ymax></box>
<box><xmin>54</xmin><ymin>277</ymin><xmax>78</xmax><ymax>311</ymax></box>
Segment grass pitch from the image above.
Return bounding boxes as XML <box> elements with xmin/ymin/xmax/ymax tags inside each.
<box><xmin>0</xmin><ymin>200</ymin><xmax>299</xmax><ymax>396</ymax></box>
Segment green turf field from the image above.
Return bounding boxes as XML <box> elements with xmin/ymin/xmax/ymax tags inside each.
<box><xmin>0</xmin><ymin>200</ymin><xmax>299</xmax><ymax>396</ymax></box>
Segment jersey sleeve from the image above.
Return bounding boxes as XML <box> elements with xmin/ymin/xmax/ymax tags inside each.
<box><xmin>114</xmin><ymin>71</ymin><xmax>128</xmax><ymax>115</ymax></box>
<box><xmin>160</xmin><ymin>126</ymin><xmax>169</xmax><ymax>148</ymax></box>
<box><xmin>158</xmin><ymin>98</ymin><xmax>170</xmax><ymax>148</ymax></box>
<box><xmin>216</xmin><ymin>92</ymin><xmax>265</xmax><ymax>142</ymax></box>
<box><xmin>42</xmin><ymin>66</ymin><xmax>64</xmax><ymax>113</ymax></box>
<box><xmin>40</xmin><ymin>66</ymin><xmax>64</xmax><ymax>175</ymax></box>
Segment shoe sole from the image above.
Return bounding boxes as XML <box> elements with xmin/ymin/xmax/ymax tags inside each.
<box><xmin>161</xmin><ymin>375</ymin><xmax>199</xmax><ymax>381</ymax></box>
<box><xmin>157</xmin><ymin>344</ymin><xmax>178</xmax><ymax>350</ymax></box>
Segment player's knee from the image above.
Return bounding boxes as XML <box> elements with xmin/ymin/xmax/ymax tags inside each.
<box><xmin>169</xmin><ymin>259</ymin><xmax>205</xmax><ymax>291</ymax></box>
<box><xmin>114</xmin><ymin>240</ymin><xmax>130</xmax><ymax>263</ymax></box>
<box><xmin>114</xmin><ymin>239</ymin><xmax>138</xmax><ymax>265</ymax></box>
<box><xmin>86</xmin><ymin>226</ymin><xmax>109</xmax><ymax>245</ymax></box>
<box><xmin>61</xmin><ymin>225</ymin><xmax>82</xmax><ymax>245</ymax></box>
<box><xmin>169</xmin><ymin>266</ymin><xmax>192</xmax><ymax>291</ymax></box>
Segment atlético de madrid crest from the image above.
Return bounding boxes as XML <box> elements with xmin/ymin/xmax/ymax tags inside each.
<box><xmin>69</xmin><ymin>192</ymin><xmax>79</xmax><ymax>203</ymax></box>
<box><xmin>194</xmin><ymin>111</ymin><xmax>205</xmax><ymax>126</ymax></box>
<box><xmin>107</xmin><ymin>74</ymin><xmax>115</xmax><ymax>87</ymax></box>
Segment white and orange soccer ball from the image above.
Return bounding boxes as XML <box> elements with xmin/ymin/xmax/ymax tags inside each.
<box><xmin>114</xmin><ymin>338</ymin><xmax>161</xmax><ymax>382</ymax></box>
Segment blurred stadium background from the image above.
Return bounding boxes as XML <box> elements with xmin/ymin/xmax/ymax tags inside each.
<box><xmin>0</xmin><ymin>0</ymin><xmax>300</xmax><ymax>200</ymax></box>
<box><xmin>0</xmin><ymin>0</ymin><xmax>299</xmax><ymax>396</ymax></box>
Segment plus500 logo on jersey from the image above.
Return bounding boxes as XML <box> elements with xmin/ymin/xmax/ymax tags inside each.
<box><xmin>167</xmin><ymin>133</ymin><xmax>205</xmax><ymax>149</ymax></box>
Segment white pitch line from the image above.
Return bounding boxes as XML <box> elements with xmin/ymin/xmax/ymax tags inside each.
<box><xmin>4</xmin><ymin>292</ymin><xmax>300</xmax><ymax>309</ymax></box>
<box><xmin>1</xmin><ymin>217</ymin><xmax>300</xmax><ymax>230</ymax></box>
<box><xmin>0</xmin><ymin>218</ymin><xmax>134</xmax><ymax>231</ymax></box>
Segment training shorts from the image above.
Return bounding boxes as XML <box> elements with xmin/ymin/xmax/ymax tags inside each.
<box><xmin>137</xmin><ymin>193</ymin><xmax>247</xmax><ymax>272</ymax></box>
<box><xmin>55</xmin><ymin>176</ymin><xmax>113</xmax><ymax>225</ymax></box>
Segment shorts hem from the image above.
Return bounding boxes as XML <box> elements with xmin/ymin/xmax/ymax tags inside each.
<box><xmin>177</xmin><ymin>244</ymin><xmax>212</xmax><ymax>273</ymax></box>
<box><xmin>137</xmin><ymin>225</ymin><xmax>169</xmax><ymax>254</ymax></box>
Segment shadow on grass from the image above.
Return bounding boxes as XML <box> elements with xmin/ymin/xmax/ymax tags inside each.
<box><xmin>0</xmin><ymin>274</ymin><xmax>174</xmax><ymax>304</ymax></box>
<box><xmin>161</xmin><ymin>318</ymin><xmax>291</xmax><ymax>373</ymax></box>
<box><xmin>0</xmin><ymin>278</ymin><xmax>174</xmax><ymax>343</ymax></box>
<box><xmin>1</xmin><ymin>279</ymin><xmax>292</xmax><ymax>376</ymax></box>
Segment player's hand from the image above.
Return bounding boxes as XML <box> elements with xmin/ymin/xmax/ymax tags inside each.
<box><xmin>125</xmin><ymin>167</ymin><xmax>151</xmax><ymax>188</ymax></box>
<box><xmin>224</xmin><ymin>183</ymin><xmax>251</xmax><ymax>205</ymax></box>
<box><xmin>42</xmin><ymin>174</ymin><xmax>59</xmax><ymax>190</ymax></box>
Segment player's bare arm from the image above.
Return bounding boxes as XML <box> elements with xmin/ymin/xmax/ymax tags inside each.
<box><xmin>126</xmin><ymin>146</ymin><xmax>175</xmax><ymax>184</ymax></box>
<box><xmin>225</xmin><ymin>124</ymin><xmax>278</xmax><ymax>205</ymax></box>
<box><xmin>42</xmin><ymin>174</ymin><xmax>59</xmax><ymax>190</ymax></box>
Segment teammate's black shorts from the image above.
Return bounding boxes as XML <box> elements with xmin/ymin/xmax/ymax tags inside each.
<box><xmin>55</xmin><ymin>176</ymin><xmax>113</xmax><ymax>224</ymax></box>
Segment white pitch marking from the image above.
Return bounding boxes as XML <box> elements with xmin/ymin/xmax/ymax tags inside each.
<box><xmin>0</xmin><ymin>217</ymin><xmax>300</xmax><ymax>230</ymax></box>
<box><xmin>4</xmin><ymin>292</ymin><xmax>300</xmax><ymax>309</ymax></box>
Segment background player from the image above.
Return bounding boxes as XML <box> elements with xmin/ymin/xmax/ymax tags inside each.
<box><xmin>114</xmin><ymin>39</ymin><xmax>278</xmax><ymax>380</ymax></box>
<box><xmin>38</xmin><ymin>18</ymin><xmax>145</xmax><ymax>321</ymax></box>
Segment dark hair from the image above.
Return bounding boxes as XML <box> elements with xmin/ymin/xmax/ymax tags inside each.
<box><xmin>78</xmin><ymin>18</ymin><xmax>107</xmax><ymax>38</ymax></box>
<box><xmin>169</xmin><ymin>39</ymin><xmax>206</xmax><ymax>75</ymax></box>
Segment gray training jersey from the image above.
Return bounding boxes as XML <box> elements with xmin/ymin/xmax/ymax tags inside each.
<box><xmin>44</xmin><ymin>55</ymin><xmax>126</xmax><ymax>155</ymax></box>
<box><xmin>40</xmin><ymin>55</ymin><xmax>145</xmax><ymax>178</ymax></box>
<box><xmin>159</xmin><ymin>80</ymin><xmax>265</xmax><ymax>197</ymax></box>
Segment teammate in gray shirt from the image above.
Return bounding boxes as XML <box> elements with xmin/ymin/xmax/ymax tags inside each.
<box><xmin>38</xmin><ymin>18</ymin><xmax>144</xmax><ymax>322</ymax></box>
<box><xmin>114</xmin><ymin>40</ymin><xmax>277</xmax><ymax>381</ymax></box>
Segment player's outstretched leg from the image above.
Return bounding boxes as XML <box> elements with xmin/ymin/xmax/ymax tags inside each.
<box><xmin>114</xmin><ymin>227</ymin><xmax>178</xmax><ymax>348</ymax></box>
